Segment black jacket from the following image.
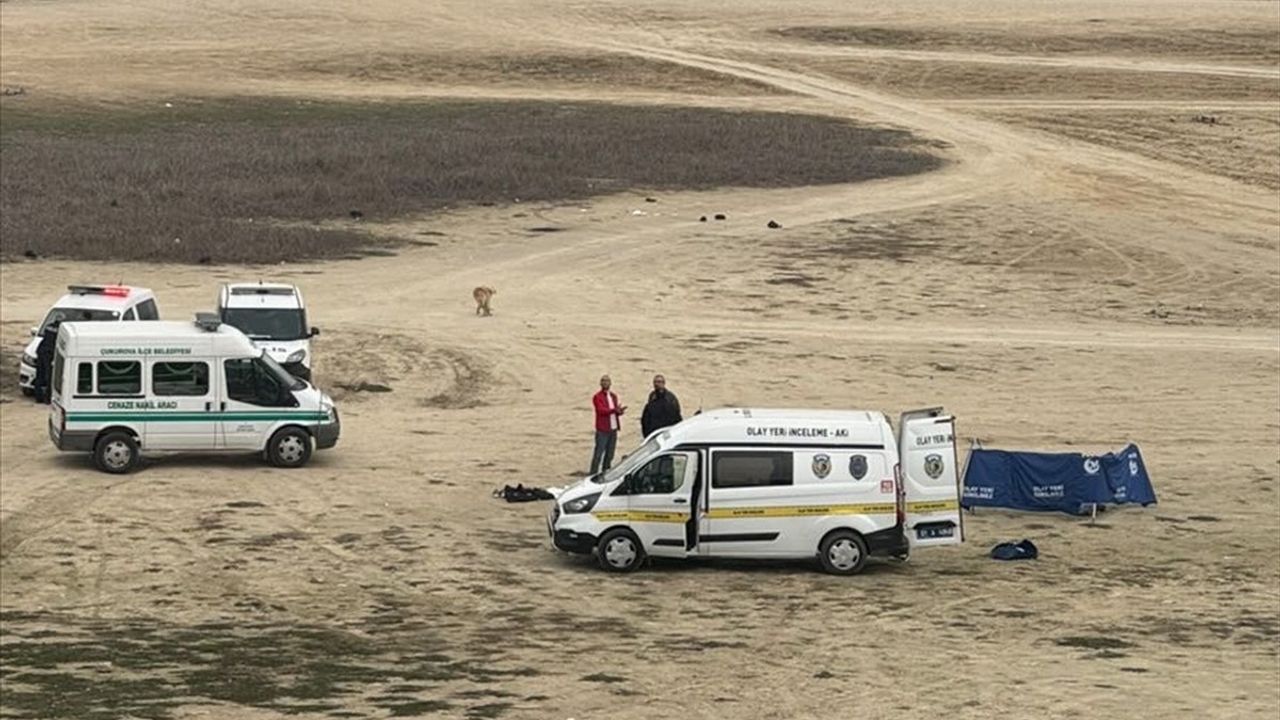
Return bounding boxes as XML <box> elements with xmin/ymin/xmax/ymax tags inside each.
<box><xmin>641</xmin><ymin>389</ymin><xmax>682</xmax><ymax>438</ymax></box>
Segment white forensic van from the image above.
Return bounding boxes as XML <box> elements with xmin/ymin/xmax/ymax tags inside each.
<box><xmin>548</xmin><ymin>408</ymin><xmax>962</xmax><ymax>575</ymax></box>
<box><xmin>216</xmin><ymin>283</ymin><xmax>319</xmax><ymax>381</ymax></box>
<box><xmin>18</xmin><ymin>285</ymin><xmax>160</xmax><ymax>395</ymax></box>
<box><xmin>48</xmin><ymin>314</ymin><xmax>340</xmax><ymax>474</ymax></box>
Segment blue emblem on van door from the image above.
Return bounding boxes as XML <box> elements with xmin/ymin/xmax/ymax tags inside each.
<box><xmin>849</xmin><ymin>454</ymin><xmax>868</xmax><ymax>480</ymax></box>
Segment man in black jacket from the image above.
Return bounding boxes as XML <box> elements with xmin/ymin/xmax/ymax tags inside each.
<box><xmin>641</xmin><ymin>374</ymin><xmax>682</xmax><ymax>438</ymax></box>
<box><xmin>32</xmin><ymin>320</ymin><xmax>60</xmax><ymax>404</ymax></box>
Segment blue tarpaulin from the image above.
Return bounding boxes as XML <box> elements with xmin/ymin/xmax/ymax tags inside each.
<box><xmin>962</xmin><ymin>444</ymin><xmax>1156</xmax><ymax>515</ymax></box>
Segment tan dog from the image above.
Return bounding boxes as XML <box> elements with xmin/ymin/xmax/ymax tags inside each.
<box><xmin>472</xmin><ymin>286</ymin><xmax>496</xmax><ymax>316</ymax></box>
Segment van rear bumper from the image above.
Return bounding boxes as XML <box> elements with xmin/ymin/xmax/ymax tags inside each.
<box><xmin>49</xmin><ymin>418</ymin><xmax>95</xmax><ymax>452</ymax></box>
<box><xmin>864</xmin><ymin>526</ymin><xmax>910</xmax><ymax>558</ymax></box>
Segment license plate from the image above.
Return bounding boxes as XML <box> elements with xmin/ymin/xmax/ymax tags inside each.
<box><xmin>917</xmin><ymin>526</ymin><xmax>955</xmax><ymax>540</ymax></box>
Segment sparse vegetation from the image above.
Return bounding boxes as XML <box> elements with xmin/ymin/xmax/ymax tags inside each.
<box><xmin>0</xmin><ymin>99</ymin><xmax>943</xmax><ymax>264</ymax></box>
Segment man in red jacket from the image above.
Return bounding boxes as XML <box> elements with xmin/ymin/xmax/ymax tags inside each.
<box><xmin>591</xmin><ymin>374</ymin><xmax>627</xmax><ymax>475</ymax></box>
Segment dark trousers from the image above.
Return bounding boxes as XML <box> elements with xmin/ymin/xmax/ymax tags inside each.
<box><xmin>590</xmin><ymin>431</ymin><xmax>618</xmax><ymax>475</ymax></box>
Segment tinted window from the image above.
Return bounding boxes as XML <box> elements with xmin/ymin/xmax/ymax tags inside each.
<box><xmin>97</xmin><ymin>361</ymin><xmax>141</xmax><ymax>395</ymax></box>
<box><xmin>53</xmin><ymin>352</ymin><xmax>65</xmax><ymax>396</ymax></box>
<box><xmin>153</xmin><ymin>362</ymin><xmax>209</xmax><ymax>396</ymax></box>
<box><xmin>40</xmin><ymin>307</ymin><xmax>118</xmax><ymax>332</ymax></box>
<box><xmin>136</xmin><ymin>299</ymin><xmax>159</xmax><ymax>321</ymax></box>
<box><xmin>713</xmin><ymin>451</ymin><xmax>793</xmax><ymax>488</ymax></box>
<box><xmin>225</xmin><ymin>358</ymin><xmax>291</xmax><ymax>407</ymax></box>
<box><xmin>123</xmin><ymin>308</ymin><xmax>137</xmax><ymax>321</ymax></box>
<box><xmin>621</xmin><ymin>455</ymin><xmax>687</xmax><ymax>495</ymax></box>
<box><xmin>76</xmin><ymin>363</ymin><xmax>93</xmax><ymax>394</ymax></box>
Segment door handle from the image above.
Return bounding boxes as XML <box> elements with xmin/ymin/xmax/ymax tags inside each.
<box><xmin>673</xmin><ymin>498</ymin><xmax>687</xmax><ymax>504</ymax></box>
<box><xmin>220</xmin><ymin>401</ymin><xmax>227</xmax><ymax>411</ymax></box>
<box><xmin>205</xmin><ymin>401</ymin><xmax>212</xmax><ymax>411</ymax></box>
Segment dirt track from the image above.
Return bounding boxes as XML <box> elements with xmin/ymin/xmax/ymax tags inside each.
<box><xmin>1</xmin><ymin>1</ymin><xmax>1278</xmax><ymax>718</ymax></box>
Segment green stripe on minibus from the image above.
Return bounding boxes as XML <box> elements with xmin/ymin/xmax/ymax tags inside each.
<box><xmin>67</xmin><ymin>413</ymin><xmax>326</xmax><ymax>423</ymax></box>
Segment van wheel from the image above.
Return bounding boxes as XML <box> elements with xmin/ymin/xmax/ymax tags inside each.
<box><xmin>597</xmin><ymin>529</ymin><xmax>644</xmax><ymax>573</ymax></box>
<box><xmin>95</xmin><ymin>432</ymin><xmax>140</xmax><ymax>474</ymax></box>
<box><xmin>267</xmin><ymin>427</ymin><xmax>312</xmax><ymax>468</ymax></box>
<box><xmin>819</xmin><ymin>531</ymin><xmax>868</xmax><ymax>575</ymax></box>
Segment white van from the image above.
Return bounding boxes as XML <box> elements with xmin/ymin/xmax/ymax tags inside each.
<box><xmin>18</xmin><ymin>285</ymin><xmax>160</xmax><ymax>395</ymax></box>
<box><xmin>217</xmin><ymin>283</ymin><xmax>318</xmax><ymax>380</ymax></box>
<box><xmin>548</xmin><ymin>408</ymin><xmax>962</xmax><ymax>575</ymax></box>
<box><xmin>47</xmin><ymin>314</ymin><xmax>340</xmax><ymax>474</ymax></box>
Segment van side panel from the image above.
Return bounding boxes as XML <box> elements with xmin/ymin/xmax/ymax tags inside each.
<box><xmin>702</xmin><ymin>446</ymin><xmax>896</xmax><ymax>558</ymax></box>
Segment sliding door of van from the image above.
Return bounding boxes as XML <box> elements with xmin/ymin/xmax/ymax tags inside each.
<box><xmin>702</xmin><ymin>449</ymin><xmax>795</xmax><ymax>557</ymax></box>
<box><xmin>146</xmin><ymin>360</ymin><xmax>217</xmax><ymax>449</ymax></box>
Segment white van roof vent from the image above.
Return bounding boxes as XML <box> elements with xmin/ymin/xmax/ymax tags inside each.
<box><xmin>194</xmin><ymin>313</ymin><xmax>222</xmax><ymax>332</ymax></box>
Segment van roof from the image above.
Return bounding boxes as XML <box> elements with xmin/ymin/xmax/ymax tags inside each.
<box><xmin>221</xmin><ymin>283</ymin><xmax>303</xmax><ymax>310</ymax></box>
<box><xmin>660</xmin><ymin>407</ymin><xmax>892</xmax><ymax>448</ymax></box>
<box><xmin>55</xmin><ymin>285</ymin><xmax>153</xmax><ymax>310</ymax></box>
<box><xmin>59</xmin><ymin>320</ymin><xmax>260</xmax><ymax>357</ymax></box>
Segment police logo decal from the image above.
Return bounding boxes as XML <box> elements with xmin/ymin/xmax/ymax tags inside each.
<box><xmin>812</xmin><ymin>453</ymin><xmax>832</xmax><ymax>479</ymax></box>
<box><xmin>924</xmin><ymin>454</ymin><xmax>945</xmax><ymax>479</ymax></box>
<box><xmin>849</xmin><ymin>454</ymin><xmax>868</xmax><ymax>480</ymax></box>
<box><xmin>1083</xmin><ymin>457</ymin><xmax>1101</xmax><ymax>475</ymax></box>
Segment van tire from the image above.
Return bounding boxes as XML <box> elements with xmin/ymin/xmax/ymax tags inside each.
<box><xmin>597</xmin><ymin>528</ymin><xmax>645</xmax><ymax>573</ymax></box>
<box><xmin>818</xmin><ymin>530</ymin><xmax>868</xmax><ymax>576</ymax></box>
<box><xmin>94</xmin><ymin>431</ymin><xmax>140</xmax><ymax>474</ymax></box>
<box><xmin>267</xmin><ymin>427</ymin><xmax>312</xmax><ymax>468</ymax></box>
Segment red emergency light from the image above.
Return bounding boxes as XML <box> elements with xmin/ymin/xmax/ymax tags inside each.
<box><xmin>67</xmin><ymin>284</ymin><xmax>131</xmax><ymax>297</ymax></box>
<box><xmin>102</xmin><ymin>286</ymin><xmax>131</xmax><ymax>297</ymax></box>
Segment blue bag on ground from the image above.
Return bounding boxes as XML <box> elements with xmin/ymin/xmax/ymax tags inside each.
<box><xmin>990</xmin><ymin>539</ymin><xmax>1038</xmax><ymax>560</ymax></box>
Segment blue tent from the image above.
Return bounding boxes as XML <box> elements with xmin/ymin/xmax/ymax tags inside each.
<box><xmin>961</xmin><ymin>444</ymin><xmax>1156</xmax><ymax>515</ymax></box>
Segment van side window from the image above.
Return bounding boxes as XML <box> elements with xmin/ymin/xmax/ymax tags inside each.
<box><xmin>76</xmin><ymin>363</ymin><xmax>94</xmax><ymax>394</ymax></box>
<box><xmin>620</xmin><ymin>455</ymin><xmax>687</xmax><ymax>495</ymax></box>
<box><xmin>153</xmin><ymin>362</ymin><xmax>209</xmax><ymax>396</ymax></box>
<box><xmin>97</xmin><ymin>361</ymin><xmax>141</xmax><ymax>395</ymax></box>
<box><xmin>123</xmin><ymin>308</ymin><xmax>137</xmax><ymax>321</ymax></box>
<box><xmin>713</xmin><ymin>451</ymin><xmax>794</xmax><ymax>488</ymax></box>
<box><xmin>53</xmin><ymin>352</ymin><xmax>65</xmax><ymax>397</ymax></box>
<box><xmin>136</xmin><ymin>299</ymin><xmax>159</xmax><ymax>321</ymax></box>
<box><xmin>224</xmin><ymin>358</ymin><xmax>288</xmax><ymax>407</ymax></box>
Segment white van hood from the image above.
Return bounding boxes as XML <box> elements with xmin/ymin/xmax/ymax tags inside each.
<box><xmin>252</xmin><ymin>338</ymin><xmax>310</xmax><ymax>366</ymax></box>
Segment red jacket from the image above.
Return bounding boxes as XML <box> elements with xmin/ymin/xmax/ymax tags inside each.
<box><xmin>593</xmin><ymin>390</ymin><xmax>623</xmax><ymax>433</ymax></box>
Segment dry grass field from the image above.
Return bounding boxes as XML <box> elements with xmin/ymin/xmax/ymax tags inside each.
<box><xmin>1</xmin><ymin>1</ymin><xmax>1278</xmax><ymax>719</ymax></box>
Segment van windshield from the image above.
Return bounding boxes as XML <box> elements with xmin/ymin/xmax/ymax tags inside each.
<box><xmin>595</xmin><ymin>439</ymin><xmax>661</xmax><ymax>484</ymax></box>
<box><xmin>260</xmin><ymin>351</ymin><xmax>306</xmax><ymax>391</ymax></box>
<box><xmin>222</xmin><ymin>308</ymin><xmax>307</xmax><ymax>341</ymax></box>
<box><xmin>41</xmin><ymin>307</ymin><xmax>118</xmax><ymax>331</ymax></box>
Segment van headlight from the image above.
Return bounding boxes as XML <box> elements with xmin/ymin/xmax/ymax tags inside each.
<box><xmin>22</xmin><ymin>352</ymin><xmax>37</xmax><ymax>367</ymax></box>
<box><xmin>562</xmin><ymin>493</ymin><xmax>601</xmax><ymax>514</ymax></box>
<box><xmin>286</xmin><ymin>349</ymin><xmax>307</xmax><ymax>364</ymax></box>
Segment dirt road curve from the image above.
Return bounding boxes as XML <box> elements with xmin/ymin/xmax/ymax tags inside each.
<box><xmin>1</xmin><ymin>1</ymin><xmax>1277</xmax><ymax>719</ymax></box>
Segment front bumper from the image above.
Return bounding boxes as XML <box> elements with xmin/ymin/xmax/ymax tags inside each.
<box><xmin>18</xmin><ymin>360</ymin><xmax>35</xmax><ymax>389</ymax></box>
<box><xmin>547</xmin><ymin>504</ymin><xmax>597</xmax><ymax>554</ymax></box>
<box><xmin>314</xmin><ymin>412</ymin><xmax>340</xmax><ymax>450</ymax></box>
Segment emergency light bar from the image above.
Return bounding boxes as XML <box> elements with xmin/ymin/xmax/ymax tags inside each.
<box><xmin>67</xmin><ymin>284</ymin><xmax>131</xmax><ymax>297</ymax></box>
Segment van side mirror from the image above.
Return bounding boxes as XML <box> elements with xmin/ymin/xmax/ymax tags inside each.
<box><xmin>29</xmin><ymin>326</ymin><xmax>38</xmax><ymax>337</ymax></box>
<box><xmin>310</xmin><ymin>327</ymin><xmax>321</xmax><ymax>337</ymax></box>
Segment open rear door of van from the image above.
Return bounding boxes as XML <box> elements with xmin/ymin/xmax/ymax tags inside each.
<box><xmin>898</xmin><ymin>408</ymin><xmax>964</xmax><ymax>548</ymax></box>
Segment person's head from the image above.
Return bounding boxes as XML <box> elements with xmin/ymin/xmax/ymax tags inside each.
<box><xmin>599</xmin><ymin>375</ymin><xmax>611</xmax><ymax>391</ymax></box>
<box><xmin>652</xmin><ymin>374</ymin><xmax>666</xmax><ymax>393</ymax></box>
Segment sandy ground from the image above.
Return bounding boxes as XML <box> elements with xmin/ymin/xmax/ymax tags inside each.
<box><xmin>1</xmin><ymin>1</ymin><xmax>1279</xmax><ymax>718</ymax></box>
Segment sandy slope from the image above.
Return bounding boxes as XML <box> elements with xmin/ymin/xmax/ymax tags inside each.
<box><xmin>1</xmin><ymin>1</ymin><xmax>1278</xmax><ymax>718</ymax></box>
